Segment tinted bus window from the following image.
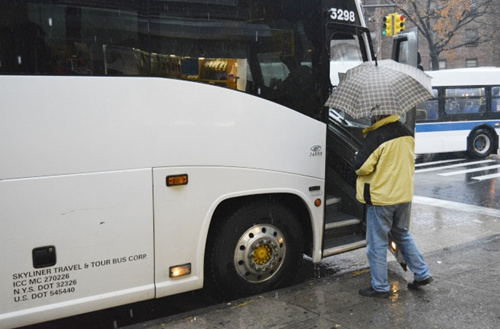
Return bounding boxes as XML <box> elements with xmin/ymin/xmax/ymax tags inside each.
<box><xmin>0</xmin><ymin>1</ymin><xmax>330</xmax><ymax>117</ymax></box>
<box><xmin>492</xmin><ymin>86</ymin><xmax>500</xmax><ymax>113</ymax></box>
<box><xmin>0</xmin><ymin>3</ymin><xmax>145</xmax><ymax>75</ymax></box>
<box><xmin>444</xmin><ymin>87</ymin><xmax>486</xmax><ymax>115</ymax></box>
<box><xmin>416</xmin><ymin>88</ymin><xmax>438</xmax><ymax>121</ymax></box>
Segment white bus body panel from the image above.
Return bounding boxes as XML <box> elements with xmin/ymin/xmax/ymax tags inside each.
<box><xmin>0</xmin><ymin>76</ymin><xmax>326</xmax><ymax>327</ymax></box>
<box><xmin>427</xmin><ymin>67</ymin><xmax>500</xmax><ymax>86</ymax></box>
<box><xmin>0</xmin><ymin>76</ymin><xmax>325</xmax><ymax>180</ymax></box>
<box><xmin>415</xmin><ymin>130</ymin><xmax>468</xmax><ymax>154</ymax></box>
<box><xmin>0</xmin><ymin>170</ymin><xmax>155</xmax><ymax>328</ymax></box>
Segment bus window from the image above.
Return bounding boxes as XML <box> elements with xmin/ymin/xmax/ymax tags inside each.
<box><xmin>0</xmin><ymin>3</ymin><xmax>145</xmax><ymax>75</ymax></box>
<box><xmin>492</xmin><ymin>87</ymin><xmax>500</xmax><ymax>112</ymax></box>
<box><xmin>0</xmin><ymin>3</ymin><xmax>50</xmax><ymax>74</ymax></box>
<box><xmin>444</xmin><ymin>87</ymin><xmax>486</xmax><ymax>115</ymax></box>
<box><xmin>0</xmin><ymin>1</ymin><xmax>326</xmax><ymax>117</ymax></box>
<box><xmin>416</xmin><ymin>88</ymin><xmax>438</xmax><ymax>121</ymax></box>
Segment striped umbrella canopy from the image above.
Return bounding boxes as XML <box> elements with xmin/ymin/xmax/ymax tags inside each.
<box><xmin>325</xmin><ymin>59</ymin><xmax>433</xmax><ymax>119</ymax></box>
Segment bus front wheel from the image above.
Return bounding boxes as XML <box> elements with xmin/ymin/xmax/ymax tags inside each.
<box><xmin>207</xmin><ymin>201</ymin><xmax>304</xmax><ymax>299</ymax></box>
<box><xmin>467</xmin><ymin>129</ymin><xmax>495</xmax><ymax>158</ymax></box>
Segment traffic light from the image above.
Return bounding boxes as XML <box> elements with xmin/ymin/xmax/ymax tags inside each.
<box><xmin>394</xmin><ymin>15</ymin><xmax>406</xmax><ymax>35</ymax></box>
<box><xmin>382</xmin><ymin>14</ymin><xmax>393</xmax><ymax>37</ymax></box>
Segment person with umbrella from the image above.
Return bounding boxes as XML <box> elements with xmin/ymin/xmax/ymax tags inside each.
<box><xmin>325</xmin><ymin>60</ymin><xmax>435</xmax><ymax>298</ymax></box>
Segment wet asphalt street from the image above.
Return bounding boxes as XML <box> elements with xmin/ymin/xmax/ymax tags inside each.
<box><xmin>122</xmin><ymin>197</ymin><xmax>500</xmax><ymax>329</ymax></box>
<box><xmin>123</xmin><ymin>237</ymin><xmax>500</xmax><ymax>328</ymax></box>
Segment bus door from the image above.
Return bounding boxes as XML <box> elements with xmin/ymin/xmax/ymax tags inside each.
<box><xmin>322</xmin><ymin>21</ymin><xmax>374</xmax><ymax>258</ymax></box>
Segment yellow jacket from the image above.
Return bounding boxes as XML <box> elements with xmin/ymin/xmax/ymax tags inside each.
<box><xmin>353</xmin><ymin>115</ymin><xmax>414</xmax><ymax>205</ymax></box>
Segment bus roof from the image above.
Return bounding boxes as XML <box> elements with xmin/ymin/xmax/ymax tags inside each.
<box><xmin>426</xmin><ymin>67</ymin><xmax>500</xmax><ymax>87</ymax></box>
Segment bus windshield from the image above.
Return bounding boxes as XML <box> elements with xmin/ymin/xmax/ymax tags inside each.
<box><xmin>329</xmin><ymin>36</ymin><xmax>364</xmax><ymax>86</ymax></box>
<box><xmin>328</xmin><ymin>25</ymin><xmax>371</xmax><ymax>85</ymax></box>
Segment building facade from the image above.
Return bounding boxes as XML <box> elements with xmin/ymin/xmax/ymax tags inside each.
<box><xmin>362</xmin><ymin>0</ymin><xmax>500</xmax><ymax>70</ymax></box>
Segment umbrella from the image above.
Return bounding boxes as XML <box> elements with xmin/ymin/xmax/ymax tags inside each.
<box><xmin>325</xmin><ymin>59</ymin><xmax>434</xmax><ymax>119</ymax></box>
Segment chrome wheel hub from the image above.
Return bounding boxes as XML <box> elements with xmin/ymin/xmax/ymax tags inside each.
<box><xmin>234</xmin><ymin>224</ymin><xmax>286</xmax><ymax>283</ymax></box>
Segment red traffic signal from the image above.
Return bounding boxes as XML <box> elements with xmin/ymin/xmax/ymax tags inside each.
<box><xmin>394</xmin><ymin>14</ymin><xmax>406</xmax><ymax>34</ymax></box>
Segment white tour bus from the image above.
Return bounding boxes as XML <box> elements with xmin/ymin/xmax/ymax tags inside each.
<box><xmin>415</xmin><ymin>67</ymin><xmax>500</xmax><ymax>158</ymax></box>
<box><xmin>0</xmin><ymin>0</ymin><xmax>414</xmax><ymax>327</ymax></box>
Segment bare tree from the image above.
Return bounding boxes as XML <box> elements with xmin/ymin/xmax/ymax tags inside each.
<box><xmin>385</xmin><ymin>0</ymin><xmax>498</xmax><ymax>70</ymax></box>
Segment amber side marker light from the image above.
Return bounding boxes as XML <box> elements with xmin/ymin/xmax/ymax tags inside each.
<box><xmin>169</xmin><ymin>263</ymin><xmax>191</xmax><ymax>278</ymax></box>
<box><xmin>166</xmin><ymin>174</ymin><xmax>188</xmax><ymax>186</ymax></box>
<box><xmin>314</xmin><ymin>199</ymin><xmax>322</xmax><ymax>207</ymax></box>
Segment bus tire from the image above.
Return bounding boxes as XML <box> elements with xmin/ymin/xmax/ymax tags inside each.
<box><xmin>467</xmin><ymin>129</ymin><xmax>495</xmax><ymax>158</ymax></box>
<box><xmin>207</xmin><ymin>201</ymin><xmax>303</xmax><ymax>299</ymax></box>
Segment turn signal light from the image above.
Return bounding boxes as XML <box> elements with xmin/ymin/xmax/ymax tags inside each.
<box><xmin>166</xmin><ymin>174</ymin><xmax>188</xmax><ymax>186</ymax></box>
<box><xmin>169</xmin><ymin>263</ymin><xmax>192</xmax><ymax>278</ymax></box>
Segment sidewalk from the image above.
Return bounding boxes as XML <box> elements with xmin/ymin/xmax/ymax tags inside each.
<box><xmin>124</xmin><ymin>233</ymin><xmax>500</xmax><ymax>329</ymax></box>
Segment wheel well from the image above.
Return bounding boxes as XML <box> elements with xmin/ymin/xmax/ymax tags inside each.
<box><xmin>206</xmin><ymin>193</ymin><xmax>313</xmax><ymax>257</ymax></box>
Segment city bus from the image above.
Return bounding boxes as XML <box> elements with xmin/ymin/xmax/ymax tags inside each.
<box><xmin>415</xmin><ymin>67</ymin><xmax>500</xmax><ymax>158</ymax></box>
<box><xmin>0</xmin><ymin>0</ymin><xmax>380</xmax><ymax>327</ymax></box>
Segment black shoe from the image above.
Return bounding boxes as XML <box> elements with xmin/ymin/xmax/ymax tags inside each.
<box><xmin>358</xmin><ymin>286</ymin><xmax>390</xmax><ymax>298</ymax></box>
<box><xmin>407</xmin><ymin>276</ymin><xmax>434</xmax><ymax>290</ymax></box>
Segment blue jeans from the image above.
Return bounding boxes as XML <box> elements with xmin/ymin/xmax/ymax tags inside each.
<box><xmin>366</xmin><ymin>203</ymin><xmax>431</xmax><ymax>292</ymax></box>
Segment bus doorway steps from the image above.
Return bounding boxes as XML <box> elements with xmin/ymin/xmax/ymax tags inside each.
<box><xmin>322</xmin><ymin>195</ymin><xmax>366</xmax><ymax>258</ymax></box>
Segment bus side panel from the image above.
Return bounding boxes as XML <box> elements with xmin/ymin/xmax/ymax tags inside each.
<box><xmin>0</xmin><ymin>76</ymin><xmax>325</xmax><ymax>182</ymax></box>
<box><xmin>0</xmin><ymin>170</ymin><xmax>154</xmax><ymax>328</ymax></box>
<box><xmin>415</xmin><ymin>130</ymin><xmax>468</xmax><ymax>154</ymax></box>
